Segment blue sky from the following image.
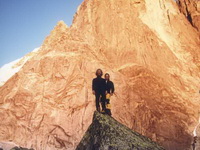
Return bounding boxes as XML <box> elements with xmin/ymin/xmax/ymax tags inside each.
<box><xmin>0</xmin><ymin>0</ymin><xmax>84</xmax><ymax>67</ymax></box>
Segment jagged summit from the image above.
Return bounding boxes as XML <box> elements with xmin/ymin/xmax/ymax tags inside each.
<box><xmin>55</xmin><ymin>20</ymin><xmax>68</xmax><ymax>30</ymax></box>
<box><xmin>41</xmin><ymin>20</ymin><xmax>69</xmax><ymax>51</ymax></box>
<box><xmin>76</xmin><ymin>111</ymin><xmax>164</xmax><ymax>150</ymax></box>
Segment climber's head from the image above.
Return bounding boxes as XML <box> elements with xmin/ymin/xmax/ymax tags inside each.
<box><xmin>105</xmin><ymin>73</ymin><xmax>110</xmax><ymax>81</ymax></box>
<box><xmin>96</xmin><ymin>69</ymin><xmax>103</xmax><ymax>77</ymax></box>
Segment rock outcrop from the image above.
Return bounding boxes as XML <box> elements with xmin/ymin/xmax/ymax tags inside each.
<box><xmin>0</xmin><ymin>0</ymin><xmax>200</xmax><ymax>150</ymax></box>
<box><xmin>76</xmin><ymin>111</ymin><xmax>164</xmax><ymax>150</ymax></box>
<box><xmin>177</xmin><ymin>0</ymin><xmax>200</xmax><ymax>31</ymax></box>
<box><xmin>0</xmin><ymin>142</ymin><xmax>18</xmax><ymax>150</ymax></box>
<box><xmin>10</xmin><ymin>147</ymin><xmax>34</xmax><ymax>150</ymax></box>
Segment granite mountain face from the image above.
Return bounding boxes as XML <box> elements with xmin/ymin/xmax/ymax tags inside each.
<box><xmin>0</xmin><ymin>0</ymin><xmax>200</xmax><ymax>150</ymax></box>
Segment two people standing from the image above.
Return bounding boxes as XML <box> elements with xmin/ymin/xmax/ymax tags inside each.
<box><xmin>92</xmin><ymin>69</ymin><xmax>115</xmax><ymax>116</ymax></box>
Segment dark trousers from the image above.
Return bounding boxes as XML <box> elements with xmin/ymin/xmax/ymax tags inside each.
<box><xmin>95</xmin><ymin>93</ymin><xmax>106</xmax><ymax>112</ymax></box>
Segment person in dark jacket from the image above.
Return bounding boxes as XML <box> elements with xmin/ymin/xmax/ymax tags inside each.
<box><xmin>105</xmin><ymin>73</ymin><xmax>115</xmax><ymax>95</ymax></box>
<box><xmin>104</xmin><ymin>73</ymin><xmax>115</xmax><ymax>116</ymax></box>
<box><xmin>92</xmin><ymin>69</ymin><xmax>106</xmax><ymax>112</ymax></box>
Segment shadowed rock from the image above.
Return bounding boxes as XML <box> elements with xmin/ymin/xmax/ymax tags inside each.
<box><xmin>10</xmin><ymin>147</ymin><xmax>34</xmax><ymax>150</ymax></box>
<box><xmin>76</xmin><ymin>111</ymin><xmax>165</xmax><ymax>150</ymax></box>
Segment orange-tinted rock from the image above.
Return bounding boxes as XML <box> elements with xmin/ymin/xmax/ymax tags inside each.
<box><xmin>177</xmin><ymin>0</ymin><xmax>200</xmax><ymax>31</ymax></box>
<box><xmin>0</xmin><ymin>0</ymin><xmax>200</xmax><ymax>150</ymax></box>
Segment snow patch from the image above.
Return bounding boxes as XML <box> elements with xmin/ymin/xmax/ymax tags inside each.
<box><xmin>0</xmin><ymin>47</ymin><xmax>40</xmax><ymax>87</ymax></box>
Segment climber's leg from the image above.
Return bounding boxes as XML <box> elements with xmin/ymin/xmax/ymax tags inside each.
<box><xmin>95</xmin><ymin>93</ymin><xmax>101</xmax><ymax>112</ymax></box>
<box><xmin>104</xmin><ymin>98</ymin><xmax>111</xmax><ymax>116</ymax></box>
<box><xmin>100</xmin><ymin>93</ymin><xmax>106</xmax><ymax>113</ymax></box>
